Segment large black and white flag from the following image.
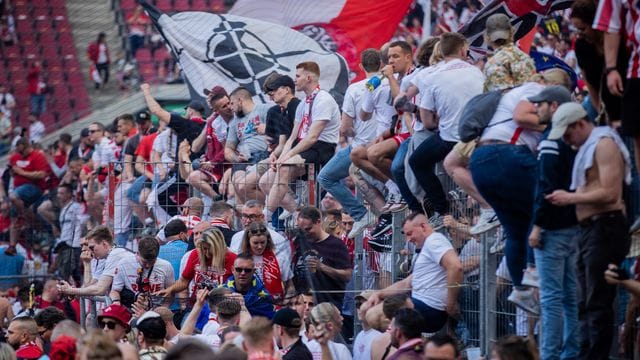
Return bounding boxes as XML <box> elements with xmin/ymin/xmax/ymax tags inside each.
<box><xmin>139</xmin><ymin>0</ymin><xmax>349</xmax><ymax>103</ymax></box>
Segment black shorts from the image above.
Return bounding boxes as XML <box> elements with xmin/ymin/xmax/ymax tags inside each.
<box><xmin>294</xmin><ymin>140</ymin><xmax>336</xmax><ymax>167</ymax></box>
<box><xmin>622</xmin><ymin>78</ymin><xmax>640</xmax><ymax>136</ymax></box>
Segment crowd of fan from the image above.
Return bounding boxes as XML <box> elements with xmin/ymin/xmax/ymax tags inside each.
<box><xmin>1</xmin><ymin>0</ymin><xmax>640</xmax><ymax>359</ymax></box>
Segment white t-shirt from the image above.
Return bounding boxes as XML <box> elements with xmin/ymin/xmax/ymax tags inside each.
<box><xmin>342</xmin><ymin>79</ymin><xmax>377</xmax><ymax>147</ymax></box>
<box><xmin>306</xmin><ymin>340</ymin><xmax>352</xmax><ymax>360</ymax></box>
<box><xmin>170</xmin><ymin>333</ymin><xmax>221</xmax><ymax>352</ymax></box>
<box><xmin>28</xmin><ymin>121</ymin><xmax>45</xmax><ymax>144</ymax></box>
<box><xmin>92</xmin><ymin>137</ymin><xmax>120</xmax><ymax>169</ymax></box>
<box><xmin>295</xmin><ymin>90</ymin><xmax>341</xmax><ymax>144</ymax></box>
<box><xmin>211</xmin><ymin>115</ymin><xmax>230</xmax><ymax>144</ymax></box>
<box><xmin>230</xmin><ymin>228</ymin><xmax>292</xmax><ymax>279</ymax></box>
<box><xmin>152</xmin><ymin>128</ymin><xmax>176</xmax><ymax>173</ymax></box>
<box><xmin>201</xmin><ymin>313</ymin><xmax>220</xmax><ymax>336</ymax></box>
<box><xmin>419</xmin><ymin>59</ymin><xmax>484</xmax><ymax>142</ymax></box>
<box><xmin>353</xmin><ymin>328</ymin><xmax>381</xmax><ymax>360</ymax></box>
<box><xmin>91</xmin><ymin>247</ymin><xmax>135</xmax><ymax>282</ymax></box>
<box><xmin>459</xmin><ymin>239</ymin><xmax>481</xmax><ymax>280</ymax></box>
<box><xmin>111</xmin><ymin>256</ymin><xmax>175</xmax><ymax>294</ymax></box>
<box><xmin>480</xmin><ymin>82</ymin><xmax>545</xmax><ymax>151</ymax></box>
<box><xmin>411</xmin><ymin>232</ymin><xmax>453</xmax><ymax>311</ymax></box>
<box><xmin>361</xmin><ymin>80</ymin><xmax>402</xmax><ymax>136</ymax></box>
<box><xmin>400</xmin><ymin>68</ymin><xmax>425</xmax><ymax>132</ymax></box>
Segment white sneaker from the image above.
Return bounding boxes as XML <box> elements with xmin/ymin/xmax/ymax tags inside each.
<box><xmin>470</xmin><ymin>208</ymin><xmax>500</xmax><ymax>235</ymax></box>
<box><xmin>521</xmin><ymin>268</ymin><xmax>540</xmax><ymax>288</ymax></box>
<box><xmin>278</xmin><ymin>209</ymin><xmax>293</xmax><ymax>221</ymax></box>
<box><xmin>348</xmin><ymin>211</ymin><xmax>376</xmax><ymax>238</ymax></box>
<box><xmin>507</xmin><ymin>288</ymin><xmax>539</xmax><ymax>315</ymax></box>
<box><xmin>429</xmin><ymin>212</ymin><xmax>445</xmax><ymax>231</ymax></box>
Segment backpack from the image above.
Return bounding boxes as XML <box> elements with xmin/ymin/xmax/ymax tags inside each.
<box><xmin>457</xmin><ymin>90</ymin><xmax>504</xmax><ymax>142</ymax></box>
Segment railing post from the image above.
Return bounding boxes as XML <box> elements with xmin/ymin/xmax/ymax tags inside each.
<box><xmin>480</xmin><ymin>229</ymin><xmax>498</xmax><ymax>356</ymax></box>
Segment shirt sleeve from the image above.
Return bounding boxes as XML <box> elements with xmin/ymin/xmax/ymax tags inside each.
<box><xmin>310</xmin><ymin>92</ymin><xmax>333</xmax><ymax>122</ymax></box>
<box><xmin>181</xmin><ymin>250</ymin><xmax>199</xmax><ymax>281</ymax></box>
<box><xmin>342</xmin><ymin>86</ymin><xmax>357</xmax><ymax>118</ymax></box>
<box><xmin>226</xmin><ymin>119</ymin><xmax>239</xmax><ymax>147</ymax></box>
<box><xmin>593</xmin><ymin>0</ymin><xmax>623</xmax><ymax>33</ymax></box>
<box><xmin>111</xmin><ymin>265</ymin><xmax>125</xmax><ymax>291</ymax></box>
<box><xmin>361</xmin><ymin>88</ymin><xmax>376</xmax><ymax>114</ymax></box>
<box><xmin>424</xmin><ymin>234</ymin><xmax>453</xmax><ymax>265</ymax></box>
<box><xmin>168</xmin><ymin>113</ymin><xmax>189</xmax><ymax>134</ymax></box>
<box><xmin>419</xmin><ymin>81</ymin><xmax>436</xmax><ymax>111</ymax></box>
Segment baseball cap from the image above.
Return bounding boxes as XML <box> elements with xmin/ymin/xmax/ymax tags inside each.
<box><xmin>485</xmin><ymin>14</ymin><xmax>512</xmax><ymax>42</ymax></box>
<box><xmin>272</xmin><ymin>307</ymin><xmax>302</xmax><ymax>328</ymax></box>
<box><xmin>80</xmin><ymin>128</ymin><xmax>90</xmax><ymax>137</ymax></box>
<box><xmin>97</xmin><ymin>304</ymin><xmax>132</xmax><ymax>328</ymax></box>
<box><xmin>203</xmin><ymin>85</ymin><xmax>227</xmax><ymax>97</ymax></box>
<box><xmin>264</xmin><ymin>75</ymin><xmax>295</xmax><ymax>92</ymax></box>
<box><xmin>528</xmin><ymin>85</ymin><xmax>572</xmax><ymax>105</ymax></box>
<box><xmin>135</xmin><ymin>110</ymin><xmax>151</xmax><ymax>124</ymax></box>
<box><xmin>136</xmin><ymin>311</ymin><xmax>167</xmax><ymax>340</ymax></box>
<box><xmin>548</xmin><ymin>102</ymin><xmax>588</xmax><ymax>140</ymax></box>
<box><xmin>185</xmin><ymin>100</ymin><xmax>206</xmax><ymax>114</ymax></box>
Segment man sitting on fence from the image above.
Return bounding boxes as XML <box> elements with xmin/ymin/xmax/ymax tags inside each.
<box><xmin>364</xmin><ymin>212</ymin><xmax>463</xmax><ymax>334</ymax></box>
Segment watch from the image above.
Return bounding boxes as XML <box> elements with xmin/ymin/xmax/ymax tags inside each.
<box><xmin>605</xmin><ymin>66</ymin><xmax>618</xmax><ymax>75</ymax></box>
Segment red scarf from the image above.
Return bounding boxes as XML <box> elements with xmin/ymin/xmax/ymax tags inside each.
<box><xmin>296</xmin><ymin>86</ymin><xmax>321</xmax><ymax>141</ymax></box>
<box><xmin>259</xmin><ymin>249</ymin><xmax>284</xmax><ymax>301</ymax></box>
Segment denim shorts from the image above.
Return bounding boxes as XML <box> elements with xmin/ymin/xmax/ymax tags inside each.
<box><xmin>13</xmin><ymin>183</ymin><xmax>43</xmax><ymax>207</ymax></box>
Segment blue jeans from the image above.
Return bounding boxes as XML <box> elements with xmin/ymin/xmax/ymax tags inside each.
<box><xmin>408</xmin><ymin>133</ymin><xmax>455</xmax><ymax>214</ymax></box>
<box><xmin>29</xmin><ymin>94</ymin><xmax>46</xmax><ymax>116</ymax></box>
<box><xmin>411</xmin><ymin>297</ymin><xmax>448</xmax><ymax>333</ymax></box>
<box><xmin>534</xmin><ymin>227</ymin><xmax>580</xmax><ymax>360</ymax></box>
<box><xmin>470</xmin><ymin>144</ymin><xmax>537</xmax><ymax>286</ymax></box>
<box><xmin>127</xmin><ymin>175</ymin><xmax>148</xmax><ymax>203</ymax></box>
<box><xmin>391</xmin><ymin>138</ymin><xmax>420</xmax><ymax>211</ymax></box>
<box><xmin>318</xmin><ymin>145</ymin><xmax>367</xmax><ymax>221</ymax></box>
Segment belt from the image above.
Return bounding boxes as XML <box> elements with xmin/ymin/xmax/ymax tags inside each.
<box><xmin>578</xmin><ymin>210</ymin><xmax>625</xmax><ymax>227</ymax></box>
<box><xmin>476</xmin><ymin>139</ymin><xmax>511</xmax><ymax>147</ymax></box>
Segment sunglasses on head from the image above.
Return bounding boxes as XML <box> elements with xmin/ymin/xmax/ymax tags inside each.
<box><xmin>248</xmin><ymin>226</ymin><xmax>267</xmax><ymax>235</ymax></box>
<box><xmin>99</xmin><ymin>320</ymin><xmax>118</xmax><ymax>330</ymax></box>
<box><xmin>234</xmin><ymin>267</ymin><xmax>254</xmax><ymax>274</ymax></box>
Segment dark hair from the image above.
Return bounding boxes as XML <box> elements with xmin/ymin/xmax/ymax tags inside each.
<box><xmin>296</xmin><ymin>61</ymin><xmax>321</xmax><ymax>77</ymax></box>
<box><xmin>388</xmin><ymin>40</ymin><xmax>413</xmax><ymax>55</ymax></box>
<box><xmin>298</xmin><ymin>206</ymin><xmax>322</xmax><ymax>223</ymax></box>
<box><xmin>493</xmin><ymin>335</ymin><xmax>538</xmax><ymax>360</ymax></box>
<box><xmin>215</xmin><ymin>344</ymin><xmax>247</xmax><ymax>360</ymax></box>
<box><xmin>439</xmin><ymin>32</ymin><xmax>467</xmax><ymax>57</ymax></box>
<box><xmin>137</xmin><ymin>316</ymin><xmax>166</xmax><ymax>344</ymax></box>
<box><xmin>138</xmin><ymin>236</ymin><xmax>159</xmax><ymax>260</ymax></box>
<box><xmin>382</xmin><ymin>293</ymin><xmax>410</xmax><ymax>320</ymax></box>
<box><xmin>416</xmin><ymin>37</ymin><xmax>440</xmax><ymax>67</ymax></box>
<box><xmin>361</xmin><ymin>48</ymin><xmax>382</xmax><ymax>73</ymax></box>
<box><xmin>323</xmin><ymin>209</ymin><xmax>342</xmax><ymax>221</ymax></box>
<box><xmin>211</xmin><ymin>201</ymin><xmax>234</xmax><ymax>217</ymax></box>
<box><xmin>217</xmin><ymin>299</ymin><xmax>242</xmax><ymax>322</ymax></box>
<box><xmin>35</xmin><ymin>307</ymin><xmax>67</xmax><ymax>330</ymax></box>
<box><xmin>230</xmin><ymin>86</ymin><xmax>252</xmax><ymax>99</ymax></box>
<box><xmin>392</xmin><ymin>308</ymin><xmax>424</xmax><ymax>340</ymax></box>
<box><xmin>59</xmin><ymin>133</ymin><xmax>72</xmax><ymax>145</ymax></box>
<box><xmin>241</xmin><ymin>222</ymin><xmax>274</xmax><ymax>255</ymax></box>
<box><xmin>402</xmin><ymin>211</ymin><xmax>426</xmax><ymax>226</ymax></box>
<box><xmin>117</xmin><ymin>114</ymin><xmax>135</xmax><ymax>124</ymax></box>
<box><xmin>58</xmin><ymin>183</ymin><xmax>74</xmax><ymax>195</ymax></box>
<box><xmin>206</xmin><ymin>288</ymin><xmax>231</xmax><ymax>309</ymax></box>
<box><xmin>235</xmin><ymin>252</ymin><xmax>254</xmax><ymax>263</ymax></box>
<box><xmin>570</xmin><ymin>0</ymin><xmax>596</xmax><ymax>24</ymax></box>
<box><xmin>90</xmin><ymin>122</ymin><xmax>105</xmax><ymax>131</ymax></box>
<box><xmin>97</xmin><ymin>32</ymin><xmax>106</xmax><ymax>41</ymax></box>
<box><xmin>427</xmin><ymin>333</ymin><xmax>460</xmax><ymax>357</ymax></box>
<box><xmin>165</xmin><ymin>338</ymin><xmax>215</xmax><ymax>360</ymax></box>
<box><xmin>163</xmin><ymin>219</ymin><xmax>188</xmax><ymax>238</ymax></box>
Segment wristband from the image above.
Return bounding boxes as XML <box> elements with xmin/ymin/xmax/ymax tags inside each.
<box><xmin>605</xmin><ymin>66</ymin><xmax>618</xmax><ymax>75</ymax></box>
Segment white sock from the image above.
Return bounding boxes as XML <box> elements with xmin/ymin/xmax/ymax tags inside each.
<box><xmin>385</xmin><ymin>180</ymin><xmax>400</xmax><ymax>195</ymax></box>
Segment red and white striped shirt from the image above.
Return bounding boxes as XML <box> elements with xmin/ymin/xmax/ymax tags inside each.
<box><xmin>593</xmin><ymin>0</ymin><xmax>640</xmax><ymax>78</ymax></box>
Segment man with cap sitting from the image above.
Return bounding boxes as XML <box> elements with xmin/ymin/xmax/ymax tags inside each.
<box><xmin>136</xmin><ymin>311</ymin><xmax>168</xmax><ymax>360</ymax></box>
<box><xmin>273</xmin><ymin>307</ymin><xmax>312</xmax><ymax>360</ymax></box>
<box><xmin>97</xmin><ymin>303</ymin><xmax>132</xmax><ymax>342</ymax></box>
<box><xmin>545</xmin><ymin>102</ymin><xmax>632</xmax><ymax>359</ymax></box>
<box><xmin>526</xmin><ymin>86</ymin><xmax>580</xmax><ymax>359</ymax></box>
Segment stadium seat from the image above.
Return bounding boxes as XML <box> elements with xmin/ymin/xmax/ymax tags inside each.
<box><xmin>120</xmin><ymin>0</ymin><xmax>137</xmax><ymax>11</ymax></box>
<box><xmin>173</xmin><ymin>0</ymin><xmax>191</xmax><ymax>11</ymax></box>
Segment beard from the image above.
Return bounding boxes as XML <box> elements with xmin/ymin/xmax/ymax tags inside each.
<box><xmin>235</xmin><ymin>109</ymin><xmax>245</xmax><ymax>118</ymax></box>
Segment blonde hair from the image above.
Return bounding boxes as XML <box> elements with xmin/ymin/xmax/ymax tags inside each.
<box><xmin>198</xmin><ymin>227</ymin><xmax>228</xmax><ymax>272</ymax></box>
<box><xmin>529</xmin><ymin>68</ymin><xmax>572</xmax><ymax>90</ymax></box>
<box><xmin>80</xmin><ymin>330</ymin><xmax>122</xmax><ymax>360</ymax></box>
<box><xmin>429</xmin><ymin>41</ymin><xmax>444</xmax><ymax>65</ymax></box>
<box><xmin>310</xmin><ymin>302</ymin><xmax>342</xmax><ymax>327</ymax></box>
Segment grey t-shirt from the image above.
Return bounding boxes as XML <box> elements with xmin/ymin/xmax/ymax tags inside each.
<box><xmin>226</xmin><ymin>103</ymin><xmax>270</xmax><ymax>159</ymax></box>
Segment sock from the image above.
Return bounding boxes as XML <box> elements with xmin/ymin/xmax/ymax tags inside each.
<box><xmin>385</xmin><ymin>180</ymin><xmax>400</xmax><ymax>195</ymax></box>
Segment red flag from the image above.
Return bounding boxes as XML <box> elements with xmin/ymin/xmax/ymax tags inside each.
<box><xmin>229</xmin><ymin>0</ymin><xmax>414</xmax><ymax>80</ymax></box>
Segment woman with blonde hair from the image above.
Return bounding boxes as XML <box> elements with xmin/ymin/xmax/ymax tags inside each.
<box><xmin>240</xmin><ymin>222</ymin><xmax>293</xmax><ymax>302</ymax></box>
<box><xmin>156</xmin><ymin>227</ymin><xmax>236</xmax><ymax>299</ymax></box>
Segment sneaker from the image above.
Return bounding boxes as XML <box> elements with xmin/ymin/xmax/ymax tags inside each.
<box><xmin>380</xmin><ymin>191</ymin><xmax>401</xmax><ymax>214</ymax></box>
<box><xmin>470</xmin><ymin>208</ymin><xmax>500</xmax><ymax>235</ymax></box>
<box><xmin>507</xmin><ymin>288</ymin><xmax>539</xmax><ymax>315</ymax></box>
<box><xmin>388</xmin><ymin>201</ymin><xmax>408</xmax><ymax>213</ymax></box>
<box><xmin>348</xmin><ymin>211</ymin><xmax>377</xmax><ymax>238</ymax></box>
<box><xmin>521</xmin><ymin>268</ymin><xmax>540</xmax><ymax>288</ymax></box>
<box><xmin>278</xmin><ymin>209</ymin><xmax>293</xmax><ymax>221</ymax></box>
<box><xmin>371</xmin><ymin>213</ymin><xmax>392</xmax><ymax>238</ymax></box>
<box><xmin>630</xmin><ymin>216</ymin><xmax>640</xmax><ymax>234</ymax></box>
<box><xmin>490</xmin><ymin>230</ymin><xmax>506</xmax><ymax>254</ymax></box>
<box><xmin>429</xmin><ymin>212</ymin><xmax>445</xmax><ymax>231</ymax></box>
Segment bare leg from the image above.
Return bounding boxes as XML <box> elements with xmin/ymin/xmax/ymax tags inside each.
<box><xmin>348</xmin><ymin>164</ymin><xmax>385</xmax><ymax>216</ymax></box>
<box><xmin>187</xmin><ymin>170</ymin><xmax>217</xmax><ymax>198</ymax></box>
<box><xmin>266</xmin><ymin>157</ymin><xmax>306</xmax><ymax>213</ymax></box>
<box><xmin>367</xmin><ymin>139</ymin><xmax>399</xmax><ymax>180</ymax></box>
<box><xmin>351</xmin><ymin>145</ymin><xmax>390</xmax><ymax>183</ymax></box>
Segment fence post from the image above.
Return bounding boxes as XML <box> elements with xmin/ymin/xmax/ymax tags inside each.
<box><xmin>391</xmin><ymin>212</ymin><xmax>406</xmax><ymax>282</ymax></box>
<box><xmin>353</xmin><ymin>232</ymin><xmax>365</xmax><ymax>339</ymax></box>
<box><xmin>480</xmin><ymin>229</ymin><xmax>498</xmax><ymax>355</ymax></box>
<box><xmin>80</xmin><ymin>296</ymin><xmax>86</xmax><ymax>330</ymax></box>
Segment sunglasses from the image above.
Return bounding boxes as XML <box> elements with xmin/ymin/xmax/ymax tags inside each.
<box><xmin>89</xmin><ymin>129</ymin><xmax>99</xmax><ymax>133</ymax></box>
<box><xmin>342</xmin><ymin>221</ymin><xmax>354</xmax><ymax>226</ymax></box>
<box><xmin>248</xmin><ymin>226</ymin><xmax>267</xmax><ymax>235</ymax></box>
<box><xmin>234</xmin><ymin>267</ymin><xmax>254</xmax><ymax>274</ymax></box>
<box><xmin>99</xmin><ymin>320</ymin><xmax>118</xmax><ymax>330</ymax></box>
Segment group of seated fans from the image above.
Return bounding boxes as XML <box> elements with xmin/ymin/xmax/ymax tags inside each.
<box><xmin>1</xmin><ymin>2</ymin><xmax>638</xmax><ymax>358</ymax></box>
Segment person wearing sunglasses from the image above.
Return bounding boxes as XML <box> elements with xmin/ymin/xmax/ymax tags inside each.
<box><xmin>34</xmin><ymin>306</ymin><xmax>67</xmax><ymax>354</ymax></box>
<box><xmin>96</xmin><ymin>303</ymin><xmax>132</xmax><ymax>342</ymax></box>
<box><xmin>6</xmin><ymin>316</ymin><xmax>43</xmax><ymax>358</ymax></box>
<box><xmin>240</xmin><ymin>222</ymin><xmax>294</xmax><ymax>303</ymax></box>
<box><xmin>221</xmin><ymin>253</ymin><xmax>275</xmax><ymax>319</ymax></box>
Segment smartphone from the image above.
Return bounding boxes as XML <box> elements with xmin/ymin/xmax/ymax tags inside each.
<box><xmin>612</xmin><ymin>267</ymin><xmax>630</xmax><ymax>281</ymax></box>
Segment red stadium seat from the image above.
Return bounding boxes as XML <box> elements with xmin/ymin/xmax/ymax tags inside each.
<box><xmin>191</xmin><ymin>0</ymin><xmax>210</xmax><ymax>11</ymax></box>
<box><xmin>120</xmin><ymin>0</ymin><xmax>137</xmax><ymax>10</ymax></box>
<box><xmin>173</xmin><ymin>0</ymin><xmax>191</xmax><ymax>11</ymax></box>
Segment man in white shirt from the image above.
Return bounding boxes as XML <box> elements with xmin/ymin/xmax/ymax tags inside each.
<box><xmin>365</xmin><ymin>212</ymin><xmax>463</xmax><ymax>334</ymax></box>
<box><xmin>110</xmin><ymin>236</ymin><xmax>174</xmax><ymax>307</ymax></box>
<box><xmin>410</xmin><ymin>32</ymin><xmax>484</xmax><ymax>223</ymax></box>
<box><xmin>262</xmin><ymin>61</ymin><xmax>340</xmax><ymax>219</ymax></box>
<box><xmin>52</xmin><ymin>184</ymin><xmax>84</xmax><ymax>283</ymax></box>
<box><xmin>27</xmin><ymin>114</ymin><xmax>45</xmax><ymax>145</ymax></box>
<box><xmin>352</xmin><ymin>291</ymin><xmax>381</xmax><ymax>360</ymax></box>
<box><xmin>57</xmin><ymin>226</ymin><xmax>135</xmax><ymax>297</ymax></box>
<box><xmin>318</xmin><ymin>49</ymin><xmax>381</xmax><ymax>243</ymax></box>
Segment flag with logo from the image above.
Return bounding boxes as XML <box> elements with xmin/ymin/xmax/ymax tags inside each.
<box><xmin>139</xmin><ymin>0</ymin><xmax>350</xmax><ymax>103</ymax></box>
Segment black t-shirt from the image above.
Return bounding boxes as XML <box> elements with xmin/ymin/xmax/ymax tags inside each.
<box><xmin>168</xmin><ymin>113</ymin><xmax>206</xmax><ymax>160</ymax></box>
<box><xmin>282</xmin><ymin>337</ymin><xmax>313</xmax><ymax>360</ymax></box>
<box><xmin>265</xmin><ymin>98</ymin><xmax>299</xmax><ymax>145</ymax></box>
<box><xmin>292</xmin><ymin>233</ymin><xmax>351</xmax><ymax>309</ymax></box>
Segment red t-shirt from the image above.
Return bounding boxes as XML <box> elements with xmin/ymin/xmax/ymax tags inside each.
<box><xmin>9</xmin><ymin>150</ymin><xmax>51</xmax><ymax>190</ymax></box>
<box><xmin>181</xmin><ymin>250</ymin><xmax>236</xmax><ymax>295</ymax></box>
<box><xmin>135</xmin><ymin>132</ymin><xmax>158</xmax><ymax>175</ymax></box>
<box><xmin>50</xmin><ymin>149</ymin><xmax>67</xmax><ymax>188</ymax></box>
